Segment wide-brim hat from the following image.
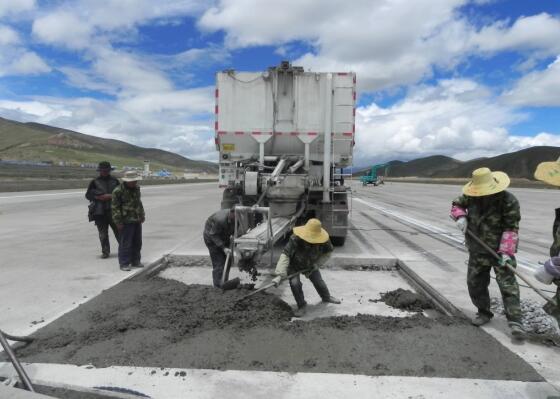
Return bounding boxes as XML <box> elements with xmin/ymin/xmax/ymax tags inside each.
<box><xmin>97</xmin><ymin>161</ymin><xmax>114</xmax><ymax>171</ymax></box>
<box><xmin>122</xmin><ymin>171</ymin><xmax>142</xmax><ymax>182</ymax></box>
<box><xmin>293</xmin><ymin>218</ymin><xmax>329</xmax><ymax>244</ymax></box>
<box><xmin>462</xmin><ymin>167</ymin><xmax>510</xmax><ymax>197</ymax></box>
<box><xmin>534</xmin><ymin>157</ymin><xmax>560</xmax><ymax>187</ymax></box>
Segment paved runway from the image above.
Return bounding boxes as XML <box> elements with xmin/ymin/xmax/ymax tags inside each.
<box><xmin>1</xmin><ymin>180</ymin><xmax>559</xmax><ymax>397</ymax></box>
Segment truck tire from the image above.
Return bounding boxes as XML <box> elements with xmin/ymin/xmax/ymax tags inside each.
<box><xmin>330</xmin><ymin>236</ymin><xmax>346</xmax><ymax>246</ymax></box>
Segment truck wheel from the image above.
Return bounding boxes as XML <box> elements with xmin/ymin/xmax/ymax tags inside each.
<box><xmin>331</xmin><ymin>236</ymin><xmax>346</xmax><ymax>246</ymax></box>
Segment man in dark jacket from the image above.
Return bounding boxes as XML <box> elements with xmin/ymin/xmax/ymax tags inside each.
<box><xmin>112</xmin><ymin>171</ymin><xmax>145</xmax><ymax>271</ymax></box>
<box><xmin>204</xmin><ymin>208</ymin><xmax>235</xmax><ymax>287</ymax></box>
<box><xmin>85</xmin><ymin>161</ymin><xmax>120</xmax><ymax>258</ymax></box>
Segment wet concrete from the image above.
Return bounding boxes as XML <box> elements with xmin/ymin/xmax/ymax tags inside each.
<box><xmin>12</xmin><ymin>278</ymin><xmax>543</xmax><ymax>381</ymax></box>
<box><xmin>373</xmin><ymin>288</ymin><xmax>433</xmax><ymax>312</ymax></box>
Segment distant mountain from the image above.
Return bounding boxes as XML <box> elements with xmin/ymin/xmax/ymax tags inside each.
<box><xmin>380</xmin><ymin>147</ymin><xmax>560</xmax><ymax>180</ymax></box>
<box><xmin>0</xmin><ymin>117</ymin><xmax>217</xmax><ymax>173</ymax></box>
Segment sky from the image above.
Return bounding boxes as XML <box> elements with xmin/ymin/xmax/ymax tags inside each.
<box><xmin>0</xmin><ymin>0</ymin><xmax>559</xmax><ymax>166</ymax></box>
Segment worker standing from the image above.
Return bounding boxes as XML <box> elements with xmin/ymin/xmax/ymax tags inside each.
<box><xmin>204</xmin><ymin>208</ymin><xmax>235</xmax><ymax>287</ymax></box>
<box><xmin>533</xmin><ymin>158</ymin><xmax>560</xmax><ymax>322</ymax></box>
<box><xmin>450</xmin><ymin>167</ymin><xmax>524</xmax><ymax>337</ymax></box>
<box><xmin>112</xmin><ymin>171</ymin><xmax>145</xmax><ymax>271</ymax></box>
<box><xmin>85</xmin><ymin>161</ymin><xmax>120</xmax><ymax>258</ymax></box>
<box><xmin>272</xmin><ymin>218</ymin><xmax>341</xmax><ymax>317</ymax></box>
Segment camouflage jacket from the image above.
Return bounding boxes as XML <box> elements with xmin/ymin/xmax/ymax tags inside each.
<box><xmin>111</xmin><ymin>183</ymin><xmax>145</xmax><ymax>225</ymax></box>
<box><xmin>452</xmin><ymin>191</ymin><xmax>520</xmax><ymax>255</ymax></box>
<box><xmin>549</xmin><ymin>208</ymin><xmax>560</xmax><ymax>286</ymax></box>
<box><xmin>203</xmin><ymin>209</ymin><xmax>234</xmax><ymax>249</ymax></box>
<box><xmin>282</xmin><ymin>235</ymin><xmax>333</xmax><ymax>275</ymax></box>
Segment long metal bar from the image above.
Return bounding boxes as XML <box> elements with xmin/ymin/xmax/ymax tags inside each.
<box><xmin>322</xmin><ymin>73</ymin><xmax>333</xmax><ymax>203</ymax></box>
<box><xmin>465</xmin><ymin>229</ymin><xmax>555</xmax><ymax>305</ymax></box>
<box><xmin>0</xmin><ymin>330</ymin><xmax>35</xmax><ymax>392</ymax></box>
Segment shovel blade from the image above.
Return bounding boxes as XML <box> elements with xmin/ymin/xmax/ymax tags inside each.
<box><xmin>222</xmin><ymin>277</ymin><xmax>241</xmax><ymax>291</ymax></box>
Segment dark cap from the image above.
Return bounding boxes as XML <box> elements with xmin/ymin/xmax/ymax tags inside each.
<box><xmin>97</xmin><ymin>161</ymin><xmax>113</xmax><ymax>171</ymax></box>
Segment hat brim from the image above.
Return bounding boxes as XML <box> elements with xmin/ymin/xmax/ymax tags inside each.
<box><xmin>122</xmin><ymin>176</ymin><xmax>142</xmax><ymax>182</ymax></box>
<box><xmin>293</xmin><ymin>225</ymin><xmax>330</xmax><ymax>244</ymax></box>
<box><xmin>534</xmin><ymin>161</ymin><xmax>560</xmax><ymax>187</ymax></box>
<box><xmin>462</xmin><ymin>171</ymin><xmax>510</xmax><ymax>197</ymax></box>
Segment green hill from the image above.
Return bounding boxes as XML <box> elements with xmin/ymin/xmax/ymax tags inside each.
<box><xmin>0</xmin><ymin>117</ymin><xmax>218</xmax><ymax>173</ymax></box>
<box><xmin>381</xmin><ymin>147</ymin><xmax>560</xmax><ymax>180</ymax></box>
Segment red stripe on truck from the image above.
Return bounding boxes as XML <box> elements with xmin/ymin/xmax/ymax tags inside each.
<box><xmin>235</xmin><ymin>131</ymin><xmax>244</xmax><ymax>135</ymax></box>
<box><xmin>307</xmin><ymin>132</ymin><xmax>318</xmax><ymax>136</ymax></box>
<box><xmin>218</xmin><ymin>131</ymin><xmax>227</xmax><ymax>135</ymax></box>
<box><xmin>343</xmin><ymin>132</ymin><xmax>353</xmax><ymax>136</ymax></box>
<box><xmin>215</xmin><ymin>89</ymin><xmax>219</xmax><ymax>98</ymax></box>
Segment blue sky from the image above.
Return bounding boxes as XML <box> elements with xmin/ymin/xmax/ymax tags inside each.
<box><xmin>0</xmin><ymin>0</ymin><xmax>559</xmax><ymax>165</ymax></box>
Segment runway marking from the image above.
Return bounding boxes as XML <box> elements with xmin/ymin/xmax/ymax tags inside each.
<box><xmin>354</xmin><ymin>197</ymin><xmax>537</xmax><ymax>273</ymax></box>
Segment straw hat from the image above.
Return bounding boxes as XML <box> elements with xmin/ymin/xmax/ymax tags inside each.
<box><xmin>122</xmin><ymin>170</ymin><xmax>143</xmax><ymax>182</ymax></box>
<box><xmin>293</xmin><ymin>218</ymin><xmax>329</xmax><ymax>244</ymax></box>
<box><xmin>534</xmin><ymin>157</ymin><xmax>560</xmax><ymax>187</ymax></box>
<box><xmin>462</xmin><ymin>167</ymin><xmax>510</xmax><ymax>197</ymax></box>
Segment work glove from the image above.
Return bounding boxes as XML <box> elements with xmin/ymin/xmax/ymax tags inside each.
<box><xmin>223</xmin><ymin>247</ymin><xmax>231</xmax><ymax>256</ymax></box>
<box><xmin>455</xmin><ymin>217</ymin><xmax>467</xmax><ymax>234</ymax></box>
<box><xmin>272</xmin><ymin>276</ymin><xmax>282</xmax><ymax>287</ymax></box>
<box><xmin>498</xmin><ymin>254</ymin><xmax>512</xmax><ymax>267</ymax></box>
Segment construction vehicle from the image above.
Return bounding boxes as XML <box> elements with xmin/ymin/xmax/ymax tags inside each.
<box><xmin>215</xmin><ymin>61</ymin><xmax>355</xmax><ymax>272</ymax></box>
<box><xmin>360</xmin><ymin>163</ymin><xmax>389</xmax><ymax>186</ymax></box>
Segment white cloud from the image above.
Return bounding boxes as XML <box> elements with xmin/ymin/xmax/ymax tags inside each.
<box><xmin>0</xmin><ymin>24</ymin><xmax>20</xmax><ymax>45</ymax></box>
<box><xmin>354</xmin><ymin>78</ymin><xmax>532</xmax><ymax>164</ymax></box>
<box><xmin>502</xmin><ymin>57</ymin><xmax>560</xmax><ymax>107</ymax></box>
<box><xmin>0</xmin><ymin>48</ymin><xmax>50</xmax><ymax>77</ymax></box>
<box><xmin>471</xmin><ymin>13</ymin><xmax>560</xmax><ymax>56</ymax></box>
<box><xmin>32</xmin><ymin>0</ymin><xmax>208</xmax><ymax>49</ymax></box>
<box><xmin>0</xmin><ymin>0</ymin><xmax>35</xmax><ymax>18</ymax></box>
<box><xmin>32</xmin><ymin>11</ymin><xmax>93</xmax><ymax>49</ymax></box>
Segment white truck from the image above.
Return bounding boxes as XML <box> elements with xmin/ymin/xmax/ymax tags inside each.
<box><xmin>215</xmin><ymin>61</ymin><xmax>355</xmax><ymax>274</ymax></box>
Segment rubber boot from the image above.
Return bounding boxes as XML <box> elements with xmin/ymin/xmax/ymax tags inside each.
<box><xmin>294</xmin><ymin>303</ymin><xmax>307</xmax><ymax>318</ymax></box>
<box><xmin>471</xmin><ymin>313</ymin><xmax>492</xmax><ymax>326</ymax></box>
<box><xmin>132</xmin><ymin>262</ymin><xmax>144</xmax><ymax>268</ymax></box>
<box><xmin>120</xmin><ymin>264</ymin><xmax>131</xmax><ymax>271</ymax></box>
<box><xmin>509</xmin><ymin>321</ymin><xmax>525</xmax><ymax>339</ymax></box>
<box><xmin>323</xmin><ymin>296</ymin><xmax>341</xmax><ymax>304</ymax></box>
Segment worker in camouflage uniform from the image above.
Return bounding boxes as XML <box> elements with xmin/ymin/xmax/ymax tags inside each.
<box><xmin>204</xmin><ymin>208</ymin><xmax>235</xmax><ymax>287</ymax></box>
<box><xmin>112</xmin><ymin>171</ymin><xmax>145</xmax><ymax>271</ymax></box>
<box><xmin>533</xmin><ymin>158</ymin><xmax>560</xmax><ymax>324</ymax></box>
<box><xmin>272</xmin><ymin>218</ymin><xmax>341</xmax><ymax>317</ymax></box>
<box><xmin>85</xmin><ymin>161</ymin><xmax>120</xmax><ymax>258</ymax></box>
<box><xmin>450</xmin><ymin>167</ymin><xmax>524</xmax><ymax>338</ymax></box>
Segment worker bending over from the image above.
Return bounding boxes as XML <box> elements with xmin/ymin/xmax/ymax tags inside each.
<box><xmin>533</xmin><ymin>159</ymin><xmax>560</xmax><ymax>323</ymax></box>
<box><xmin>273</xmin><ymin>218</ymin><xmax>341</xmax><ymax>317</ymax></box>
<box><xmin>204</xmin><ymin>208</ymin><xmax>235</xmax><ymax>288</ymax></box>
<box><xmin>450</xmin><ymin>167</ymin><xmax>524</xmax><ymax>338</ymax></box>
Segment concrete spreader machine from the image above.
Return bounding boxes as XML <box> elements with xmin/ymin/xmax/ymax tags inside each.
<box><xmin>214</xmin><ymin>61</ymin><xmax>356</xmax><ymax>279</ymax></box>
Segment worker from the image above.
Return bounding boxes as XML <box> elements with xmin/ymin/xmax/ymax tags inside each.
<box><xmin>85</xmin><ymin>161</ymin><xmax>120</xmax><ymax>258</ymax></box>
<box><xmin>533</xmin><ymin>158</ymin><xmax>560</xmax><ymax>323</ymax></box>
<box><xmin>204</xmin><ymin>208</ymin><xmax>235</xmax><ymax>287</ymax></box>
<box><xmin>450</xmin><ymin>167</ymin><xmax>524</xmax><ymax>338</ymax></box>
<box><xmin>112</xmin><ymin>171</ymin><xmax>145</xmax><ymax>271</ymax></box>
<box><xmin>272</xmin><ymin>218</ymin><xmax>341</xmax><ymax>317</ymax></box>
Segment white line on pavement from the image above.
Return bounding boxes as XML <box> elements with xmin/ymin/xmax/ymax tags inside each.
<box><xmin>354</xmin><ymin>197</ymin><xmax>538</xmax><ymax>273</ymax></box>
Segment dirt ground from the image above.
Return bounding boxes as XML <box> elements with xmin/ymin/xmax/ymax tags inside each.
<box><xmin>373</xmin><ymin>288</ymin><xmax>433</xmax><ymax>312</ymax></box>
<box><xmin>14</xmin><ymin>278</ymin><xmax>542</xmax><ymax>381</ymax></box>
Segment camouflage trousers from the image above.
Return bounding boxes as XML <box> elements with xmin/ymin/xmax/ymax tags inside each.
<box><xmin>467</xmin><ymin>253</ymin><xmax>522</xmax><ymax>323</ymax></box>
<box><xmin>543</xmin><ymin>282</ymin><xmax>560</xmax><ymax>322</ymax></box>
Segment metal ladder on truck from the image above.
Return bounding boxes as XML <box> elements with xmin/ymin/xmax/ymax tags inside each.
<box><xmin>330</xmin><ymin>133</ymin><xmax>353</xmax><ymax>235</ymax></box>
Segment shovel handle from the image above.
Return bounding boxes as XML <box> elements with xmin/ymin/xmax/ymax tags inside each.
<box><xmin>465</xmin><ymin>229</ymin><xmax>555</xmax><ymax>305</ymax></box>
<box><xmin>237</xmin><ymin>270</ymin><xmax>310</xmax><ymax>302</ymax></box>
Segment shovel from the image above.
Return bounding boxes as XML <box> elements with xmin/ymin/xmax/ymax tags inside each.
<box><xmin>466</xmin><ymin>229</ymin><xmax>559</xmax><ymax>317</ymax></box>
<box><xmin>221</xmin><ymin>238</ymin><xmax>240</xmax><ymax>291</ymax></box>
<box><xmin>236</xmin><ymin>270</ymin><xmax>308</xmax><ymax>302</ymax></box>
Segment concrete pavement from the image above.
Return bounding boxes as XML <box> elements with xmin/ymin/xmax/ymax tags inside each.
<box><xmin>1</xmin><ymin>180</ymin><xmax>560</xmax><ymax>398</ymax></box>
